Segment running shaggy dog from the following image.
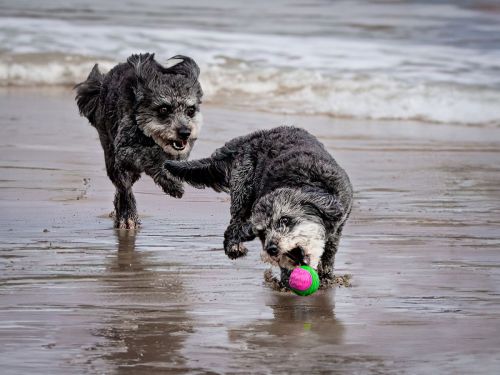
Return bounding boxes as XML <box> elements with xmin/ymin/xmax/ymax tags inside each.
<box><xmin>75</xmin><ymin>53</ymin><xmax>203</xmax><ymax>229</ymax></box>
<box><xmin>164</xmin><ymin>127</ymin><xmax>353</xmax><ymax>288</ymax></box>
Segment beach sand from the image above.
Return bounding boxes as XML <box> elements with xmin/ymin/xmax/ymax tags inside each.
<box><xmin>1</xmin><ymin>87</ymin><xmax>500</xmax><ymax>374</ymax></box>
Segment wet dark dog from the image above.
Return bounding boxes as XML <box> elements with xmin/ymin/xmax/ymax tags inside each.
<box><xmin>164</xmin><ymin>126</ymin><xmax>353</xmax><ymax>287</ymax></box>
<box><xmin>75</xmin><ymin>53</ymin><xmax>203</xmax><ymax>228</ymax></box>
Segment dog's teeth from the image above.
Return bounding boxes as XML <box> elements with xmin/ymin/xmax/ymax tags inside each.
<box><xmin>172</xmin><ymin>141</ymin><xmax>186</xmax><ymax>151</ymax></box>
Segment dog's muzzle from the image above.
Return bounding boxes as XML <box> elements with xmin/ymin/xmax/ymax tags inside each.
<box><xmin>172</xmin><ymin>127</ymin><xmax>192</xmax><ymax>150</ymax></box>
<box><xmin>285</xmin><ymin>247</ymin><xmax>306</xmax><ymax>266</ymax></box>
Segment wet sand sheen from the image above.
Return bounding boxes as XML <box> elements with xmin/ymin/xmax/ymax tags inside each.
<box><xmin>1</xmin><ymin>88</ymin><xmax>500</xmax><ymax>374</ymax></box>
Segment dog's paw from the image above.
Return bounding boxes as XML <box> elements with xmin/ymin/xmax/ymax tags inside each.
<box><xmin>115</xmin><ymin>217</ymin><xmax>140</xmax><ymax>230</ymax></box>
<box><xmin>161</xmin><ymin>182</ymin><xmax>184</xmax><ymax>199</ymax></box>
<box><xmin>225</xmin><ymin>243</ymin><xmax>248</xmax><ymax>259</ymax></box>
<box><xmin>170</xmin><ymin>187</ymin><xmax>184</xmax><ymax>199</ymax></box>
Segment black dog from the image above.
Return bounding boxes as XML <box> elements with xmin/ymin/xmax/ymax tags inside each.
<box><xmin>164</xmin><ymin>126</ymin><xmax>353</xmax><ymax>287</ymax></box>
<box><xmin>75</xmin><ymin>53</ymin><xmax>203</xmax><ymax>228</ymax></box>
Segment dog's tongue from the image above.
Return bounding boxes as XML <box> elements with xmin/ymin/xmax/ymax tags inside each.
<box><xmin>180</xmin><ymin>139</ymin><xmax>188</xmax><ymax>147</ymax></box>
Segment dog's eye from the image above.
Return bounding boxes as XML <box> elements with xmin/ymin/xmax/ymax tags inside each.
<box><xmin>279</xmin><ymin>217</ymin><xmax>291</xmax><ymax>227</ymax></box>
<box><xmin>158</xmin><ymin>105</ymin><xmax>172</xmax><ymax>116</ymax></box>
<box><xmin>185</xmin><ymin>106</ymin><xmax>196</xmax><ymax>118</ymax></box>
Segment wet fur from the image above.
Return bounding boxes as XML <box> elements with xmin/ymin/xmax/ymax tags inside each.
<box><xmin>75</xmin><ymin>53</ymin><xmax>203</xmax><ymax>228</ymax></box>
<box><xmin>164</xmin><ymin>127</ymin><xmax>353</xmax><ymax>287</ymax></box>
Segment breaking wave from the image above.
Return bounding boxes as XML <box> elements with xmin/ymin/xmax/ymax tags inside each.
<box><xmin>1</xmin><ymin>16</ymin><xmax>499</xmax><ymax>125</ymax></box>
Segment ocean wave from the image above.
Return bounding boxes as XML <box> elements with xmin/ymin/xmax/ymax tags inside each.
<box><xmin>0</xmin><ymin>53</ymin><xmax>115</xmax><ymax>86</ymax></box>
<box><xmin>1</xmin><ymin>53</ymin><xmax>499</xmax><ymax>125</ymax></box>
<box><xmin>203</xmin><ymin>62</ymin><xmax>500</xmax><ymax>125</ymax></box>
<box><xmin>1</xmin><ymin>16</ymin><xmax>500</xmax><ymax>125</ymax></box>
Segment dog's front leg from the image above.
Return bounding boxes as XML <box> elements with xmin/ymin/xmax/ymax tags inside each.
<box><xmin>223</xmin><ymin>155</ymin><xmax>257</xmax><ymax>259</ymax></box>
<box><xmin>115</xmin><ymin>140</ymin><xmax>184</xmax><ymax>198</ymax></box>
<box><xmin>317</xmin><ymin>224</ymin><xmax>345</xmax><ymax>287</ymax></box>
<box><xmin>223</xmin><ymin>219</ymin><xmax>255</xmax><ymax>259</ymax></box>
<box><xmin>142</xmin><ymin>151</ymin><xmax>185</xmax><ymax>198</ymax></box>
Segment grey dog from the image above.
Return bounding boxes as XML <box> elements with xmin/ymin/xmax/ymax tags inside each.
<box><xmin>75</xmin><ymin>53</ymin><xmax>203</xmax><ymax>229</ymax></box>
<box><xmin>164</xmin><ymin>126</ymin><xmax>353</xmax><ymax>287</ymax></box>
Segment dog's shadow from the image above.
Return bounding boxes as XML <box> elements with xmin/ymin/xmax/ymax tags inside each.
<box><xmin>228</xmin><ymin>290</ymin><xmax>345</xmax><ymax>348</ymax></box>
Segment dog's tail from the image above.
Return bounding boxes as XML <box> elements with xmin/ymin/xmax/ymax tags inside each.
<box><xmin>164</xmin><ymin>154</ymin><xmax>230</xmax><ymax>193</ymax></box>
<box><xmin>74</xmin><ymin>64</ymin><xmax>103</xmax><ymax>125</ymax></box>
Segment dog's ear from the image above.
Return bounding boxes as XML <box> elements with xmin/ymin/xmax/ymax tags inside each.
<box><xmin>127</xmin><ymin>53</ymin><xmax>156</xmax><ymax>81</ymax></box>
<box><xmin>162</xmin><ymin>55</ymin><xmax>200</xmax><ymax>80</ymax></box>
<box><xmin>127</xmin><ymin>53</ymin><xmax>156</xmax><ymax>102</ymax></box>
<box><xmin>300</xmin><ymin>188</ymin><xmax>344</xmax><ymax>225</ymax></box>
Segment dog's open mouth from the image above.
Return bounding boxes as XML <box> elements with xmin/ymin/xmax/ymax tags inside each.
<box><xmin>285</xmin><ymin>247</ymin><xmax>306</xmax><ymax>266</ymax></box>
<box><xmin>171</xmin><ymin>139</ymin><xmax>188</xmax><ymax>151</ymax></box>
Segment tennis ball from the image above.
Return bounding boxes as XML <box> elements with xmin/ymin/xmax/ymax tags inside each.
<box><xmin>289</xmin><ymin>265</ymin><xmax>320</xmax><ymax>296</ymax></box>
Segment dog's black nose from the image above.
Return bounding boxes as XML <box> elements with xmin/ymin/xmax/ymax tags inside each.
<box><xmin>266</xmin><ymin>244</ymin><xmax>279</xmax><ymax>257</ymax></box>
<box><xmin>178</xmin><ymin>127</ymin><xmax>191</xmax><ymax>140</ymax></box>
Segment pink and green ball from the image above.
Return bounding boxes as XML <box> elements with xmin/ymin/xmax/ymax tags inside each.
<box><xmin>289</xmin><ymin>265</ymin><xmax>320</xmax><ymax>296</ymax></box>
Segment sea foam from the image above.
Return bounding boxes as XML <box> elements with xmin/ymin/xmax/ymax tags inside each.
<box><xmin>1</xmin><ymin>16</ymin><xmax>499</xmax><ymax>125</ymax></box>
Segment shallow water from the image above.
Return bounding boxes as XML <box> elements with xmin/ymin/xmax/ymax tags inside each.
<box><xmin>1</xmin><ymin>88</ymin><xmax>500</xmax><ymax>373</ymax></box>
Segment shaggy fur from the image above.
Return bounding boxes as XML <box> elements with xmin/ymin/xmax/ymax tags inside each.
<box><xmin>75</xmin><ymin>53</ymin><xmax>203</xmax><ymax>229</ymax></box>
<box><xmin>164</xmin><ymin>126</ymin><xmax>353</xmax><ymax>287</ymax></box>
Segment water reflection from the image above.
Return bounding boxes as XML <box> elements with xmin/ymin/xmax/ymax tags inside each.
<box><xmin>229</xmin><ymin>291</ymin><xmax>344</xmax><ymax>349</ymax></box>
<box><xmin>94</xmin><ymin>229</ymin><xmax>193</xmax><ymax>374</ymax></box>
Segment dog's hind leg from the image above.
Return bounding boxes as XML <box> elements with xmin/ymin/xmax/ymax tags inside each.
<box><xmin>100</xmin><ymin>134</ymin><xmax>141</xmax><ymax>229</ymax></box>
<box><xmin>111</xmin><ymin>170</ymin><xmax>141</xmax><ymax>229</ymax></box>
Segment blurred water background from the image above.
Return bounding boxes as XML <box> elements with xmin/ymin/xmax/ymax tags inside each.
<box><xmin>1</xmin><ymin>0</ymin><xmax>500</xmax><ymax>125</ymax></box>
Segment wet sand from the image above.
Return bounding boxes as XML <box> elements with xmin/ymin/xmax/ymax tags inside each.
<box><xmin>1</xmin><ymin>87</ymin><xmax>500</xmax><ymax>374</ymax></box>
